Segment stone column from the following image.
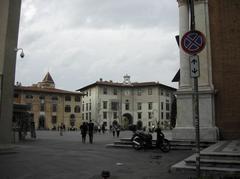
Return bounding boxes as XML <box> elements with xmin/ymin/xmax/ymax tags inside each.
<box><xmin>172</xmin><ymin>0</ymin><xmax>219</xmax><ymax>141</ymax></box>
<box><xmin>0</xmin><ymin>0</ymin><xmax>22</xmax><ymax>147</ymax></box>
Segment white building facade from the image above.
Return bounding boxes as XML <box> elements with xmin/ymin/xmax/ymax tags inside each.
<box><xmin>78</xmin><ymin>75</ymin><xmax>176</xmax><ymax>130</ymax></box>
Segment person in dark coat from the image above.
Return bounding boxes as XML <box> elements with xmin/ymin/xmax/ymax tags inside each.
<box><xmin>80</xmin><ymin>122</ymin><xmax>88</xmax><ymax>143</ymax></box>
<box><xmin>155</xmin><ymin>123</ymin><xmax>164</xmax><ymax>148</ymax></box>
<box><xmin>116</xmin><ymin>124</ymin><xmax>121</xmax><ymax>138</ymax></box>
<box><xmin>88</xmin><ymin>120</ymin><xmax>94</xmax><ymax>144</ymax></box>
<box><xmin>101</xmin><ymin>123</ymin><xmax>106</xmax><ymax>134</ymax></box>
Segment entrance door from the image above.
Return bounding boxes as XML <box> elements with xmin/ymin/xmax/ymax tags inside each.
<box><xmin>38</xmin><ymin>115</ymin><xmax>45</xmax><ymax>129</ymax></box>
<box><xmin>122</xmin><ymin>113</ymin><xmax>133</xmax><ymax>129</ymax></box>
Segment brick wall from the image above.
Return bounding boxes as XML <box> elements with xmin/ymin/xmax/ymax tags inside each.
<box><xmin>208</xmin><ymin>0</ymin><xmax>240</xmax><ymax>139</ymax></box>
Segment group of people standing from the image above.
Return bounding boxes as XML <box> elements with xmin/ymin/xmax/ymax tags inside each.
<box><xmin>111</xmin><ymin>124</ymin><xmax>121</xmax><ymax>138</ymax></box>
<box><xmin>60</xmin><ymin>120</ymin><xmax>122</xmax><ymax>144</ymax></box>
<box><xmin>80</xmin><ymin>120</ymin><xmax>94</xmax><ymax>144</ymax></box>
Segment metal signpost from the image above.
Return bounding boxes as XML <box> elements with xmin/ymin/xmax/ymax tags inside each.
<box><xmin>180</xmin><ymin>0</ymin><xmax>206</xmax><ymax>178</ymax></box>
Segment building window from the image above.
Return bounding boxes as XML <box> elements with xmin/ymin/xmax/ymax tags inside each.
<box><xmin>148</xmin><ymin>112</ymin><xmax>152</xmax><ymax>119</ymax></box>
<box><xmin>26</xmin><ymin>94</ymin><xmax>33</xmax><ymax>99</ymax></box>
<box><xmin>82</xmin><ymin>113</ymin><xmax>84</xmax><ymax>120</ymax></box>
<box><xmin>166</xmin><ymin>112</ymin><xmax>170</xmax><ymax>119</ymax></box>
<box><xmin>113</xmin><ymin>88</ymin><xmax>117</xmax><ymax>95</ymax></box>
<box><xmin>40</xmin><ymin>103</ymin><xmax>45</xmax><ymax>111</ymax></box>
<box><xmin>148</xmin><ymin>102</ymin><xmax>153</xmax><ymax>110</ymax></box>
<box><xmin>113</xmin><ymin>112</ymin><xmax>117</xmax><ymax>119</ymax></box>
<box><xmin>14</xmin><ymin>93</ymin><xmax>19</xmax><ymax>98</ymax></box>
<box><xmin>89</xmin><ymin>112</ymin><xmax>91</xmax><ymax>120</ymax></box>
<box><xmin>111</xmin><ymin>102</ymin><xmax>118</xmax><ymax>110</ymax></box>
<box><xmin>161</xmin><ymin>102</ymin><xmax>164</xmax><ymax>110</ymax></box>
<box><xmin>65</xmin><ymin>105</ymin><xmax>71</xmax><ymax>112</ymax></box>
<box><xmin>103</xmin><ymin>87</ymin><xmax>107</xmax><ymax>94</ymax></box>
<box><xmin>52</xmin><ymin>96</ymin><xmax>58</xmax><ymax>101</ymax></box>
<box><xmin>103</xmin><ymin>101</ymin><xmax>108</xmax><ymax>109</ymax></box>
<box><xmin>27</xmin><ymin>103</ymin><xmax>32</xmax><ymax>111</ymax></box>
<box><xmin>161</xmin><ymin>90</ymin><xmax>164</xmax><ymax>96</ymax></box>
<box><xmin>138</xmin><ymin>112</ymin><xmax>142</xmax><ymax>119</ymax></box>
<box><xmin>70</xmin><ymin>114</ymin><xmax>75</xmax><ymax>127</ymax></box>
<box><xmin>86</xmin><ymin>103</ymin><xmax>88</xmax><ymax>111</ymax></box>
<box><xmin>74</xmin><ymin>105</ymin><xmax>81</xmax><ymax>113</ymax></box>
<box><xmin>86</xmin><ymin>113</ymin><xmax>88</xmax><ymax>120</ymax></box>
<box><xmin>65</xmin><ymin>95</ymin><xmax>71</xmax><ymax>101</ymax></box>
<box><xmin>137</xmin><ymin>103</ymin><xmax>142</xmax><ymax>110</ymax></box>
<box><xmin>166</xmin><ymin>92</ymin><xmax>170</xmax><ymax>97</ymax></box>
<box><xmin>52</xmin><ymin>104</ymin><xmax>57</xmax><ymax>112</ymax></box>
<box><xmin>137</xmin><ymin>89</ymin><xmax>142</xmax><ymax>96</ymax></box>
<box><xmin>75</xmin><ymin>96</ymin><xmax>81</xmax><ymax>102</ymax></box>
<box><xmin>125</xmin><ymin>103</ymin><xmax>129</xmax><ymax>110</ymax></box>
<box><xmin>161</xmin><ymin>112</ymin><xmax>164</xmax><ymax>119</ymax></box>
<box><xmin>52</xmin><ymin>116</ymin><xmax>57</xmax><ymax>124</ymax></box>
<box><xmin>166</xmin><ymin>102</ymin><xmax>170</xmax><ymax>111</ymax></box>
<box><xmin>39</xmin><ymin>95</ymin><xmax>45</xmax><ymax>100</ymax></box>
<box><xmin>125</xmin><ymin>89</ymin><xmax>130</xmax><ymax>95</ymax></box>
<box><xmin>148</xmin><ymin>88</ymin><xmax>152</xmax><ymax>95</ymax></box>
<box><xmin>89</xmin><ymin>103</ymin><xmax>91</xmax><ymax>110</ymax></box>
<box><xmin>103</xmin><ymin>112</ymin><xmax>107</xmax><ymax>119</ymax></box>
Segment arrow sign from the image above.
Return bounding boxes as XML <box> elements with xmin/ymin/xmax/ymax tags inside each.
<box><xmin>190</xmin><ymin>55</ymin><xmax>200</xmax><ymax>78</ymax></box>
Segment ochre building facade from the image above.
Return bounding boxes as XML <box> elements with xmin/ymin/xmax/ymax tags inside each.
<box><xmin>14</xmin><ymin>73</ymin><xmax>82</xmax><ymax>130</ymax></box>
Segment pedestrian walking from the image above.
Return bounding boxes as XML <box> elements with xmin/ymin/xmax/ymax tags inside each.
<box><xmin>30</xmin><ymin>120</ymin><xmax>36</xmax><ymax>139</ymax></box>
<box><xmin>112</xmin><ymin>126</ymin><xmax>116</xmax><ymax>137</ymax></box>
<box><xmin>98</xmin><ymin>125</ymin><xmax>101</xmax><ymax>133</ymax></box>
<box><xmin>60</xmin><ymin>123</ymin><xmax>64</xmax><ymax>136</ymax></box>
<box><xmin>80</xmin><ymin>122</ymin><xmax>88</xmax><ymax>143</ymax></box>
<box><xmin>116</xmin><ymin>124</ymin><xmax>121</xmax><ymax>138</ymax></box>
<box><xmin>101</xmin><ymin>123</ymin><xmax>105</xmax><ymax>134</ymax></box>
<box><xmin>88</xmin><ymin>120</ymin><xmax>94</xmax><ymax>144</ymax></box>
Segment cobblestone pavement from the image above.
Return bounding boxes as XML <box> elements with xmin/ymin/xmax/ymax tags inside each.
<box><xmin>0</xmin><ymin>130</ymin><xmax>194</xmax><ymax>179</ymax></box>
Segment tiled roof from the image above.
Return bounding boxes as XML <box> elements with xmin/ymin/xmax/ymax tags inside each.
<box><xmin>15</xmin><ymin>86</ymin><xmax>82</xmax><ymax>95</ymax></box>
<box><xmin>77</xmin><ymin>81</ymin><xmax>176</xmax><ymax>91</ymax></box>
<box><xmin>42</xmin><ymin>72</ymin><xmax>54</xmax><ymax>84</ymax></box>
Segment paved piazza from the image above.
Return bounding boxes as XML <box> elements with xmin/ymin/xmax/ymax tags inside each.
<box><xmin>0</xmin><ymin>131</ymin><xmax>193</xmax><ymax>179</ymax></box>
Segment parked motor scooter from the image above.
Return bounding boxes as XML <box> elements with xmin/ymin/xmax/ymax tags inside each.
<box><xmin>131</xmin><ymin>129</ymin><xmax>170</xmax><ymax>152</ymax></box>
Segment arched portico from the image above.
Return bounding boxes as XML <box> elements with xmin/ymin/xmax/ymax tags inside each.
<box><xmin>122</xmin><ymin>113</ymin><xmax>133</xmax><ymax>129</ymax></box>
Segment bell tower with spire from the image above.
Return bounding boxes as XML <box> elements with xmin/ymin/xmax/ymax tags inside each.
<box><xmin>37</xmin><ymin>72</ymin><xmax>55</xmax><ymax>88</ymax></box>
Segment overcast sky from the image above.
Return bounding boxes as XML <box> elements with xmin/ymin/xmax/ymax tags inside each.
<box><xmin>15</xmin><ymin>0</ymin><xmax>179</xmax><ymax>91</ymax></box>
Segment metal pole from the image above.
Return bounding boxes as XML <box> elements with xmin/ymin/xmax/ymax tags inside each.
<box><xmin>188</xmin><ymin>0</ymin><xmax>200</xmax><ymax>177</ymax></box>
<box><xmin>193</xmin><ymin>76</ymin><xmax>200</xmax><ymax>178</ymax></box>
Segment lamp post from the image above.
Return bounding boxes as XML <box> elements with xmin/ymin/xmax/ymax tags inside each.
<box><xmin>14</xmin><ymin>48</ymin><xmax>24</xmax><ymax>58</ymax></box>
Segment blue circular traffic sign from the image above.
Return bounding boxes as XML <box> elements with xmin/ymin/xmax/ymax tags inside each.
<box><xmin>181</xmin><ymin>30</ymin><xmax>206</xmax><ymax>55</ymax></box>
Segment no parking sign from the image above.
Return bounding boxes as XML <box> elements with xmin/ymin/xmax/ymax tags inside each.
<box><xmin>181</xmin><ymin>30</ymin><xmax>206</xmax><ymax>55</ymax></box>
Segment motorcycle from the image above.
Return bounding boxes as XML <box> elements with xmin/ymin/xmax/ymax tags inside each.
<box><xmin>131</xmin><ymin>130</ymin><xmax>171</xmax><ymax>152</ymax></box>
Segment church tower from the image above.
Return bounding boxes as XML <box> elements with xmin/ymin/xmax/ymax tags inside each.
<box><xmin>37</xmin><ymin>72</ymin><xmax>55</xmax><ymax>88</ymax></box>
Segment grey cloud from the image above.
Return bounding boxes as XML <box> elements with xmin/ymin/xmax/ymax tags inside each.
<box><xmin>16</xmin><ymin>0</ymin><xmax>179</xmax><ymax>90</ymax></box>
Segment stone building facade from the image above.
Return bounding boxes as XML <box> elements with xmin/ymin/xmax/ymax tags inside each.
<box><xmin>14</xmin><ymin>73</ymin><xmax>82</xmax><ymax>130</ymax></box>
<box><xmin>78</xmin><ymin>75</ymin><xmax>176</xmax><ymax>130</ymax></box>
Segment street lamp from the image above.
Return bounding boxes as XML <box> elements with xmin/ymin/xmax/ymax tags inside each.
<box><xmin>14</xmin><ymin>47</ymin><xmax>24</xmax><ymax>58</ymax></box>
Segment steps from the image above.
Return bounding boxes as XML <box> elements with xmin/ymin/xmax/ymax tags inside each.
<box><xmin>106</xmin><ymin>137</ymin><xmax>214</xmax><ymax>150</ymax></box>
<box><xmin>171</xmin><ymin>140</ymin><xmax>240</xmax><ymax>177</ymax></box>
